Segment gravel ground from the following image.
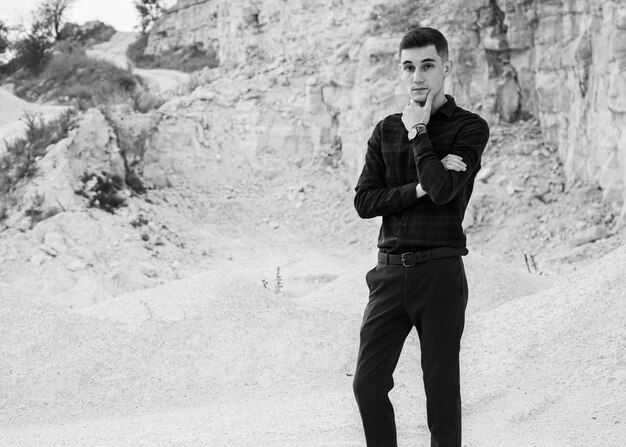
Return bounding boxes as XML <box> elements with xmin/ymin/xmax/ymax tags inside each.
<box><xmin>2</xmin><ymin>244</ymin><xmax>624</xmax><ymax>446</ymax></box>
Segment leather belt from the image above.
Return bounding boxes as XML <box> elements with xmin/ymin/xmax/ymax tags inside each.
<box><xmin>378</xmin><ymin>247</ymin><xmax>468</xmax><ymax>267</ymax></box>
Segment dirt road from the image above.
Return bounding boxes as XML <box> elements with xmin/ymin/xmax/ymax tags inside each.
<box><xmin>86</xmin><ymin>32</ymin><xmax>190</xmax><ymax>94</ymax></box>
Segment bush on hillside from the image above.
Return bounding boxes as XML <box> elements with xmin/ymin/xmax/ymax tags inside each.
<box><xmin>0</xmin><ymin>20</ymin><xmax>9</xmax><ymax>55</ymax></box>
<box><xmin>14</xmin><ymin>52</ymin><xmax>140</xmax><ymax>109</ymax></box>
<box><xmin>130</xmin><ymin>86</ymin><xmax>166</xmax><ymax>113</ymax></box>
<box><xmin>58</xmin><ymin>21</ymin><xmax>116</xmax><ymax>45</ymax></box>
<box><xmin>126</xmin><ymin>34</ymin><xmax>149</xmax><ymax>66</ymax></box>
<box><xmin>12</xmin><ymin>21</ymin><xmax>55</xmax><ymax>75</ymax></box>
<box><xmin>77</xmin><ymin>171</ymin><xmax>128</xmax><ymax>213</ymax></box>
<box><xmin>127</xmin><ymin>33</ymin><xmax>219</xmax><ymax>73</ymax></box>
<box><xmin>0</xmin><ymin>109</ymin><xmax>75</xmax><ymax>195</ymax></box>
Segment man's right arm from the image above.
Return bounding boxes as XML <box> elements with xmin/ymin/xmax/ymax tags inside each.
<box><xmin>354</xmin><ymin>120</ymin><xmax>422</xmax><ymax>219</ymax></box>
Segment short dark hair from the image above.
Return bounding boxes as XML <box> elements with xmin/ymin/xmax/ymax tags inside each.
<box><xmin>399</xmin><ymin>27</ymin><xmax>448</xmax><ymax>61</ymax></box>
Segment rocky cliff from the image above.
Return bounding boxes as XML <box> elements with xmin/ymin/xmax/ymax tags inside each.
<box><xmin>144</xmin><ymin>0</ymin><xmax>625</xmax><ymax>213</ymax></box>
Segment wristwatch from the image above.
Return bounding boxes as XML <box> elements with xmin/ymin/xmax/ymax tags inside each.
<box><xmin>408</xmin><ymin>123</ymin><xmax>427</xmax><ymax>140</ymax></box>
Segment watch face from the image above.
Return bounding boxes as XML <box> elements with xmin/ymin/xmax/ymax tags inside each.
<box><xmin>408</xmin><ymin>127</ymin><xmax>417</xmax><ymax>140</ymax></box>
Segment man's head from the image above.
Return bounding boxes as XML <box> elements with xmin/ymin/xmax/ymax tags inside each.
<box><xmin>398</xmin><ymin>27</ymin><xmax>453</xmax><ymax>107</ymax></box>
<box><xmin>399</xmin><ymin>27</ymin><xmax>449</xmax><ymax>61</ymax></box>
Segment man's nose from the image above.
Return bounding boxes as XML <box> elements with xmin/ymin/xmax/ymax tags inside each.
<box><xmin>412</xmin><ymin>69</ymin><xmax>424</xmax><ymax>83</ymax></box>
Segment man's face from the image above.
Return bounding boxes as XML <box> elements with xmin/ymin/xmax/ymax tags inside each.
<box><xmin>399</xmin><ymin>45</ymin><xmax>451</xmax><ymax>105</ymax></box>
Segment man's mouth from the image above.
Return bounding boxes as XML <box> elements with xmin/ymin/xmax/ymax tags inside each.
<box><xmin>412</xmin><ymin>87</ymin><xmax>428</xmax><ymax>93</ymax></box>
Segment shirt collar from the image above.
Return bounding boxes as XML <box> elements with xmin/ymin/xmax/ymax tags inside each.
<box><xmin>435</xmin><ymin>95</ymin><xmax>456</xmax><ymax>118</ymax></box>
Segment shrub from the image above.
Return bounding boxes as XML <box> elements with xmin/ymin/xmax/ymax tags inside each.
<box><xmin>126</xmin><ymin>33</ymin><xmax>151</xmax><ymax>66</ymax></box>
<box><xmin>23</xmin><ymin>191</ymin><xmax>45</xmax><ymax>225</ymax></box>
<box><xmin>58</xmin><ymin>20</ymin><xmax>115</xmax><ymax>45</ymax></box>
<box><xmin>14</xmin><ymin>52</ymin><xmax>142</xmax><ymax>107</ymax></box>
<box><xmin>0</xmin><ymin>109</ymin><xmax>75</xmax><ymax>195</ymax></box>
<box><xmin>126</xmin><ymin>33</ymin><xmax>219</xmax><ymax>73</ymax></box>
<box><xmin>135</xmin><ymin>0</ymin><xmax>165</xmax><ymax>35</ymax></box>
<box><xmin>12</xmin><ymin>21</ymin><xmax>54</xmax><ymax>75</ymax></box>
<box><xmin>130</xmin><ymin>88</ymin><xmax>165</xmax><ymax>113</ymax></box>
<box><xmin>77</xmin><ymin>171</ymin><xmax>127</xmax><ymax>213</ymax></box>
<box><xmin>0</xmin><ymin>19</ymin><xmax>9</xmax><ymax>55</ymax></box>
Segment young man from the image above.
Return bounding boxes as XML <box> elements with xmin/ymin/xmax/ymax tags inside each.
<box><xmin>352</xmin><ymin>27</ymin><xmax>489</xmax><ymax>447</ymax></box>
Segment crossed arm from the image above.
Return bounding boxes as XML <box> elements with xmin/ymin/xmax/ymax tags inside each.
<box><xmin>354</xmin><ymin>119</ymin><xmax>488</xmax><ymax>218</ymax></box>
<box><xmin>413</xmin><ymin>118</ymin><xmax>489</xmax><ymax>205</ymax></box>
<box><xmin>416</xmin><ymin>154</ymin><xmax>466</xmax><ymax>197</ymax></box>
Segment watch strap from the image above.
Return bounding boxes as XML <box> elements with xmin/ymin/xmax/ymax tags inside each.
<box><xmin>408</xmin><ymin>123</ymin><xmax>427</xmax><ymax>140</ymax></box>
<box><xmin>414</xmin><ymin>123</ymin><xmax>427</xmax><ymax>135</ymax></box>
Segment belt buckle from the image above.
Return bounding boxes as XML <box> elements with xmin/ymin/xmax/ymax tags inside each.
<box><xmin>401</xmin><ymin>252</ymin><xmax>419</xmax><ymax>267</ymax></box>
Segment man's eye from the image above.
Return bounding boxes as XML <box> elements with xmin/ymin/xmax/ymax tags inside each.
<box><xmin>403</xmin><ymin>66</ymin><xmax>415</xmax><ymax>72</ymax></box>
<box><xmin>423</xmin><ymin>64</ymin><xmax>434</xmax><ymax>70</ymax></box>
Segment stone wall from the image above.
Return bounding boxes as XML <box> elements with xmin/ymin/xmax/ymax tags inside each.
<box><xmin>145</xmin><ymin>0</ymin><xmax>626</xmax><ymax>209</ymax></box>
<box><xmin>438</xmin><ymin>0</ymin><xmax>626</xmax><ymax>202</ymax></box>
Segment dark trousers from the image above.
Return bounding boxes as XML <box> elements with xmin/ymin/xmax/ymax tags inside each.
<box><xmin>353</xmin><ymin>256</ymin><xmax>468</xmax><ymax>447</ymax></box>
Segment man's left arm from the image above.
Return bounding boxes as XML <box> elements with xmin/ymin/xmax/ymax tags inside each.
<box><xmin>412</xmin><ymin>117</ymin><xmax>489</xmax><ymax>205</ymax></box>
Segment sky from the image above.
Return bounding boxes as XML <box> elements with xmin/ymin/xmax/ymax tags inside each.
<box><xmin>0</xmin><ymin>0</ymin><xmax>176</xmax><ymax>33</ymax></box>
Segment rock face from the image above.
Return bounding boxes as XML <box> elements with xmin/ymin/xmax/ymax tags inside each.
<box><xmin>145</xmin><ymin>0</ymin><xmax>626</xmax><ymax>211</ymax></box>
<box><xmin>3</xmin><ymin>109</ymin><xmax>137</xmax><ymax>230</ymax></box>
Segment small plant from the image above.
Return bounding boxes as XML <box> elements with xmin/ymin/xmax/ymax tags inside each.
<box><xmin>130</xmin><ymin>213</ymin><xmax>150</xmax><ymax>228</ymax></box>
<box><xmin>524</xmin><ymin>253</ymin><xmax>543</xmax><ymax>275</ymax></box>
<box><xmin>261</xmin><ymin>267</ymin><xmax>284</xmax><ymax>294</ymax></box>
<box><xmin>130</xmin><ymin>87</ymin><xmax>166</xmax><ymax>113</ymax></box>
<box><xmin>23</xmin><ymin>191</ymin><xmax>45</xmax><ymax>226</ymax></box>
<box><xmin>77</xmin><ymin>171</ymin><xmax>127</xmax><ymax>213</ymax></box>
<box><xmin>141</xmin><ymin>300</ymin><xmax>154</xmax><ymax>318</ymax></box>
<box><xmin>274</xmin><ymin>266</ymin><xmax>283</xmax><ymax>294</ymax></box>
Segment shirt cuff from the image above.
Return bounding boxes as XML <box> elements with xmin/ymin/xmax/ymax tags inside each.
<box><xmin>400</xmin><ymin>182</ymin><xmax>420</xmax><ymax>207</ymax></box>
<box><xmin>411</xmin><ymin>131</ymin><xmax>434</xmax><ymax>156</ymax></box>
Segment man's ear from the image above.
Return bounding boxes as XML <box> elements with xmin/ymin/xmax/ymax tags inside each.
<box><xmin>443</xmin><ymin>60</ymin><xmax>454</xmax><ymax>77</ymax></box>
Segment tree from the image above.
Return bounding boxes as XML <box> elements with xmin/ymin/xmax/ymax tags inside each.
<box><xmin>37</xmin><ymin>0</ymin><xmax>76</xmax><ymax>41</ymax></box>
<box><xmin>135</xmin><ymin>0</ymin><xmax>164</xmax><ymax>34</ymax></box>
<box><xmin>0</xmin><ymin>20</ymin><xmax>9</xmax><ymax>55</ymax></box>
<box><xmin>13</xmin><ymin>20</ymin><xmax>54</xmax><ymax>74</ymax></box>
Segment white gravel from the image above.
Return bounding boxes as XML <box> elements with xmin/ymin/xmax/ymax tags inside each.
<box><xmin>2</xmin><ymin>245</ymin><xmax>624</xmax><ymax>446</ymax></box>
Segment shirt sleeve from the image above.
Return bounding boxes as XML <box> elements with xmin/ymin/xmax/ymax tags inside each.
<box><xmin>412</xmin><ymin>116</ymin><xmax>489</xmax><ymax>205</ymax></box>
<box><xmin>354</xmin><ymin>120</ymin><xmax>420</xmax><ymax>218</ymax></box>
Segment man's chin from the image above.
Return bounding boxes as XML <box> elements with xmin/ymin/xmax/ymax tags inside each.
<box><xmin>410</xmin><ymin>92</ymin><xmax>428</xmax><ymax>106</ymax></box>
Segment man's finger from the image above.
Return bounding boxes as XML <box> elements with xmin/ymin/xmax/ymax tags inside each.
<box><xmin>446</xmin><ymin>154</ymin><xmax>463</xmax><ymax>161</ymax></box>
<box><xmin>442</xmin><ymin>160</ymin><xmax>467</xmax><ymax>171</ymax></box>
<box><xmin>425</xmin><ymin>90</ymin><xmax>434</xmax><ymax>107</ymax></box>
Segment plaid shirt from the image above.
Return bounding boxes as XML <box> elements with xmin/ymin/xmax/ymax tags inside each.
<box><xmin>354</xmin><ymin>95</ymin><xmax>490</xmax><ymax>251</ymax></box>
